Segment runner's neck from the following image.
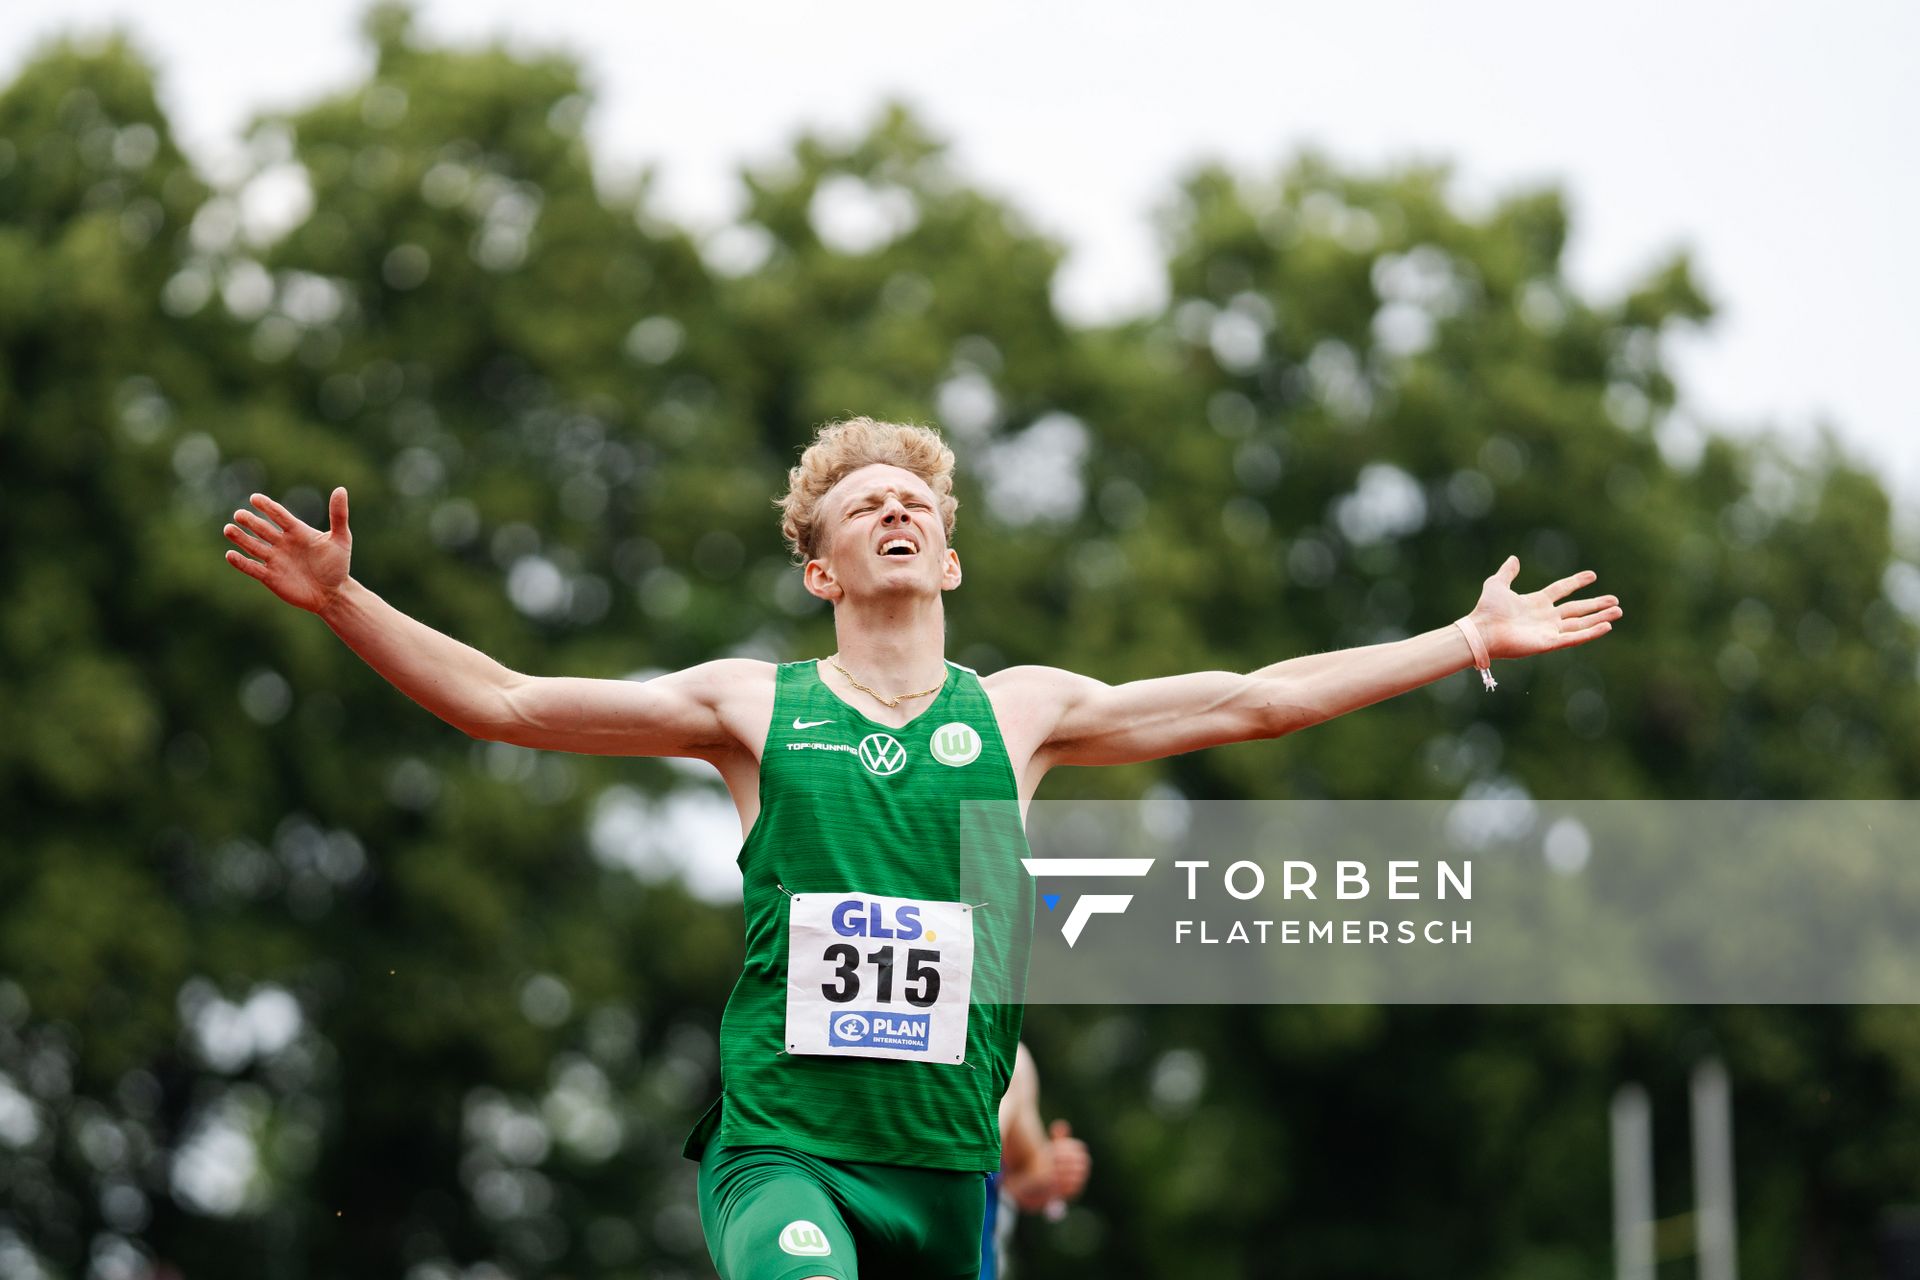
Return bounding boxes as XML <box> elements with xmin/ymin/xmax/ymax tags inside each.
<box><xmin>829</xmin><ymin>597</ymin><xmax>949</xmax><ymax>697</ymax></box>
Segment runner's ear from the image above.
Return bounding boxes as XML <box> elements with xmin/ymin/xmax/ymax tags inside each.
<box><xmin>803</xmin><ymin>558</ymin><xmax>843</xmax><ymax>604</ymax></box>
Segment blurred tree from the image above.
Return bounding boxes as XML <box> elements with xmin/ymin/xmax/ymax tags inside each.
<box><xmin>3</xmin><ymin>8</ymin><xmax>1919</xmax><ymax>1280</ymax></box>
<box><xmin>0</xmin><ymin>26</ymin><xmax>220</xmax><ymax>1276</ymax></box>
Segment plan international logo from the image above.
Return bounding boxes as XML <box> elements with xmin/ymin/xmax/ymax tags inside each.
<box><xmin>827</xmin><ymin>1010</ymin><xmax>932</xmax><ymax>1052</ymax></box>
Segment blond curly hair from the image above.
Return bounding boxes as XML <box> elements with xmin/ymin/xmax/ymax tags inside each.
<box><xmin>778</xmin><ymin>417</ymin><xmax>958</xmax><ymax>563</ymax></box>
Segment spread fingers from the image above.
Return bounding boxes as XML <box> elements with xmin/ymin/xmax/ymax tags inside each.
<box><xmin>233</xmin><ymin>508</ymin><xmax>281</xmax><ymax>542</ymax></box>
<box><xmin>224</xmin><ymin>522</ymin><xmax>273</xmax><ymax>559</ymax></box>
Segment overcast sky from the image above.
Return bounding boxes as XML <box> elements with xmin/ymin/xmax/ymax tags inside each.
<box><xmin>7</xmin><ymin>0</ymin><xmax>1916</xmax><ymax>508</ymax></box>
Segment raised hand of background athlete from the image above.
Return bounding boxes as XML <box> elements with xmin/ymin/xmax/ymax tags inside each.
<box><xmin>223</xmin><ymin>488</ymin><xmax>353</xmax><ymax>615</ymax></box>
<box><xmin>1469</xmin><ymin>555</ymin><xmax>1621</xmax><ymax>658</ymax></box>
<box><xmin>1044</xmin><ymin>1118</ymin><xmax>1090</xmax><ymax>1204</ymax></box>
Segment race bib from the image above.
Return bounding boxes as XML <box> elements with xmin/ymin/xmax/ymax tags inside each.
<box><xmin>784</xmin><ymin>892</ymin><xmax>974</xmax><ymax>1064</ymax></box>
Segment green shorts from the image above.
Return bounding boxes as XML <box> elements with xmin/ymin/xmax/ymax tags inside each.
<box><xmin>697</xmin><ymin>1144</ymin><xmax>987</xmax><ymax>1280</ymax></box>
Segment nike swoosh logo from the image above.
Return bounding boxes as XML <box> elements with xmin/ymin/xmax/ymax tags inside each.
<box><xmin>793</xmin><ymin>718</ymin><xmax>834</xmax><ymax>730</ymax></box>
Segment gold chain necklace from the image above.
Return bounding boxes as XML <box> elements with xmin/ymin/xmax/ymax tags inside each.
<box><xmin>828</xmin><ymin>657</ymin><xmax>946</xmax><ymax>709</ymax></box>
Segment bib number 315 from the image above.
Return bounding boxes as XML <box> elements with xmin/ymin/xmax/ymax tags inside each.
<box><xmin>785</xmin><ymin>892</ymin><xmax>974</xmax><ymax>1064</ymax></box>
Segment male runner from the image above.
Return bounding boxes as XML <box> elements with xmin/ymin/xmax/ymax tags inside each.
<box><xmin>223</xmin><ymin>415</ymin><xmax>1620</xmax><ymax>1278</ymax></box>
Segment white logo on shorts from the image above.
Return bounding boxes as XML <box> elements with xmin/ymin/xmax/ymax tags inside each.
<box><xmin>779</xmin><ymin>1219</ymin><xmax>832</xmax><ymax>1256</ymax></box>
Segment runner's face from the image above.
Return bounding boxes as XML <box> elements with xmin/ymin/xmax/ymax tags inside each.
<box><xmin>807</xmin><ymin>464</ymin><xmax>961</xmax><ymax>604</ymax></box>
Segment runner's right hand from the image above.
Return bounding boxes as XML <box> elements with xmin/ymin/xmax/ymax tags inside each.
<box><xmin>223</xmin><ymin>487</ymin><xmax>353</xmax><ymax>615</ymax></box>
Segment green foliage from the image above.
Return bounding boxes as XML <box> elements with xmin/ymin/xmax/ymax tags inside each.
<box><xmin>3</xmin><ymin>12</ymin><xmax>1918</xmax><ymax>1280</ymax></box>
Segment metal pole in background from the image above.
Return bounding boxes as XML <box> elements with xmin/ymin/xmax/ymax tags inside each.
<box><xmin>1692</xmin><ymin>1059</ymin><xmax>1739</xmax><ymax>1280</ymax></box>
<box><xmin>1612</xmin><ymin>1083</ymin><xmax>1655</xmax><ymax>1280</ymax></box>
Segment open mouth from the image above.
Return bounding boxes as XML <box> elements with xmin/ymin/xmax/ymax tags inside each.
<box><xmin>878</xmin><ymin>536</ymin><xmax>919</xmax><ymax>558</ymax></box>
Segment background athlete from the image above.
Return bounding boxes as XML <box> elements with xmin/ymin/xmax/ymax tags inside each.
<box><xmin>983</xmin><ymin>1042</ymin><xmax>1091</xmax><ymax>1279</ymax></box>
<box><xmin>223</xmin><ymin>415</ymin><xmax>1621</xmax><ymax>1278</ymax></box>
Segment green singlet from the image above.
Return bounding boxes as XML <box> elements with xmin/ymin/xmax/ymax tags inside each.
<box><xmin>685</xmin><ymin>659</ymin><xmax>1034</xmax><ymax>1279</ymax></box>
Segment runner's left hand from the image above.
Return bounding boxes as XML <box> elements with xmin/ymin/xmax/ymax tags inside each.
<box><xmin>1469</xmin><ymin>556</ymin><xmax>1621</xmax><ymax>659</ymax></box>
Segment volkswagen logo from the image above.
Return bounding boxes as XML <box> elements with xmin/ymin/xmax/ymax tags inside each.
<box><xmin>858</xmin><ymin>733</ymin><xmax>907</xmax><ymax>776</ymax></box>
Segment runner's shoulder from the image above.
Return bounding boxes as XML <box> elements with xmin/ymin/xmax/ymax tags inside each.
<box><xmin>658</xmin><ymin>659</ymin><xmax>776</xmax><ymax>761</ymax></box>
<box><xmin>667</xmin><ymin>656</ymin><xmax>777</xmax><ymax>703</ymax></box>
<box><xmin>676</xmin><ymin>655</ymin><xmax>778</xmax><ymax>681</ymax></box>
<box><xmin>980</xmin><ymin>665</ymin><xmax>1103</xmax><ymax>738</ymax></box>
<box><xmin>981</xmin><ymin>664</ymin><xmax>1103</xmax><ymax>698</ymax></box>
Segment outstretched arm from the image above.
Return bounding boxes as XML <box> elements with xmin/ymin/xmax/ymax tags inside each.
<box><xmin>223</xmin><ymin>488</ymin><xmax>762</xmax><ymax>757</ymax></box>
<box><xmin>1003</xmin><ymin>555</ymin><xmax>1620</xmax><ymax>771</ymax></box>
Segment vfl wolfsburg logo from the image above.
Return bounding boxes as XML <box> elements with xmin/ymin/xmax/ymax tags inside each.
<box><xmin>929</xmin><ymin>722</ymin><xmax>981</xmax><ymax>767</ymax></box>
<box><xmin>778</xmin><ymin>1220</ymin><xmax>832</xmax><ymax>1256</ymax></box>
<box><xmin>858</xmin><ymin>733</ymin><xmax>907</xmax><ymax>776</ymax></box>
